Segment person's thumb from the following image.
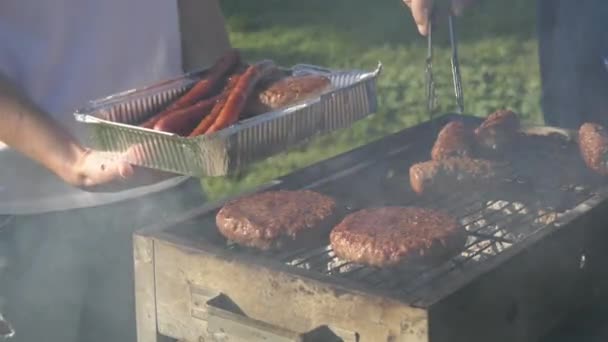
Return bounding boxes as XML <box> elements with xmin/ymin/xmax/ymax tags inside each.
<box><xmin>117</xmin><ymin>159</ymin><xmax>135</xmax><ymax>179</ymax></box>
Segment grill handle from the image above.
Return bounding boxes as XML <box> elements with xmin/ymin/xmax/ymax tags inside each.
<box><xmin>206</xmin><ymin>294</ymin><xmax>302</xmax><ymax>342</ymax></box>
<box><xmin>205</xmin><ymin>294</ymin><xmax>357</xmax><ymax>342</ymax></box>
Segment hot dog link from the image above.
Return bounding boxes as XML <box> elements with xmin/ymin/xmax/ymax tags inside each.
<box><xmin>153</xmin><ymin>94</ymin><xmax>222</xmax><ymax>136</ymax></box>
<box><xmin>167</xmin><ymin>49</ymin><xmax>241</xmax><ymax>110</ymax></box>
<box><xmin>205</xmin><ymin>60</ymin><xmax>277</xmax><ymax>134</ymax></box>
<box><xmin>189</xmin><ymin>74</ymin><xmax>241</xmax><ymax>137</ymax></box>
<box><xmin>140</xmin><ymin>49</ymin><xmax>241</xmax><ymax>129</ymax></box>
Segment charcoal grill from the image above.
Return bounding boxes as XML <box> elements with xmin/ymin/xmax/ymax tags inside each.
<box><xmin>133</xmin><ymin>114</ymin><xmax>608</xmax><ymax>342</ymax></box>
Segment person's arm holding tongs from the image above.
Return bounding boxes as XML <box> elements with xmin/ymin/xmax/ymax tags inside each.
<box><xmin>403</xmin><ymin>0</ymin><xmax>475</xmax><ymax>36</ymax></box>
<box><xmin>403</xmin><ymin>0</ymin><xmax>474</xmax><ymax>115</ymax></box>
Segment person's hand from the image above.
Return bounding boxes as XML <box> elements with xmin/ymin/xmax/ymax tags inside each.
<box><xmin>71</xmin><ymin>148</ymin><xmax>133</xmax><ymax>189</ymax></box>
<box><xmin>402</xmin><ymin>0</ymin><xmax>475</xmax><ymax>36</ymax></box>
<box><xmin>67</xmin><ymin>146</ymin><xmax>178</xmax><ymax>192</ymax></box>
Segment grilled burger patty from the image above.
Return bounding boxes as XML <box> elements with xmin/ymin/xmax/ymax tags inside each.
<box><xmin>474</xmin><ymin>109</ymin><xmax>520</xmax><ymax>156</ymax></box>
<box><xmin>578</xmin><ymin>122</ymin><xmax>608</xmax><ymax>176</ymax></box>
<box><xmin>431</xmin><ymin>120</ymin><xmax>474</xmax><ymax>161</ymax></box>
<box><xmin>409</xmin><ymin>157</ymin><xmax>505</xmax><ymax>195</ymax></box>
<box><xmin>216</xmin><ymin>190</ymin><xmax>337</xmax><ymax>250</ymax></box>
<box><xmin>246</xmin><ymin>74</ymin><xmax>332</xmax><ymax>115</ymax></box>
<box><xmin>330</xmin><ymin>207</ymin><xmax>465</xmax><ymax>267</ymax></box>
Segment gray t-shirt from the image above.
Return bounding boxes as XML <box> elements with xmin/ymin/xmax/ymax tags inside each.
<box><xmin>0</xmin><ymin>0</ymin><xmax>190</xmax><ymax>214</ymax></box>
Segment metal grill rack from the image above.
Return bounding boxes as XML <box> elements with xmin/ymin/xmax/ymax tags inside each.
<box><xmin>223</xmin><ymin>161</ymin><xmax>598</xmax><ymax>305</ymax></box>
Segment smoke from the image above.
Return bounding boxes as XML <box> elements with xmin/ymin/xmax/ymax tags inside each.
<box><xmin>0</xmin><ymin>170</ymin><xmax>205</xmax><ymax>340</ymax></box>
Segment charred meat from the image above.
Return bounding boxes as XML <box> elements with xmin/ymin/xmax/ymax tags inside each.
<box><xmin>474</xmin><ymin>109</ymin><xmax>520</xmax><ymax>156</ymax></box>
<box><xmin>578</xmin><ymin>122</ymin><xmax>608</xmax><ymax>176</ymax></box>
<box><xmin>431</xmin><ymin>120</ymin><xmax>475</xmax><ymax>161</ymax></box>
<box><xmin>216</xmin><ymin>190</ymin><xmax>337</xmax><ymax>250</ymax></box>
<box><xmin>409</xmin><ymin>157</ymin><xmax>507</xmax><ymax>195</ymax></box>
<box><xmin>245</xmin><ymin>74</ymin><xmax>332</xmax><ymax>116</ymax></box>
<box><xmin>330</xmin><ymin>207</ymin><xmax>465</xmax><ymax>267</ymax></box>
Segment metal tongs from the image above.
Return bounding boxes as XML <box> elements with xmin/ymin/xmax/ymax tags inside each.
<box><xmin>425</xmin><ymin>3</ymin><xmax>464</xmax><ymax>118</ymax></box>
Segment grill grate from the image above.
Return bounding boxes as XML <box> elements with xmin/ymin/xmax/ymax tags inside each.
<box><xmin>224</xmin><ymin>163</ymin><xmax>597</xmax><ymax>301</ymax></box>
<box><xmin>197</xmin><ymin>117</ymin><xmax>607</xmax><ymax>305</ymax></box>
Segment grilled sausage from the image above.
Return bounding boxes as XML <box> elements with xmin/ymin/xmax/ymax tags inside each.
<box><xmin>140</xmin><ymin>108</ymin><xmax>171</xmax><ymax>130</ymax></box>
<box><xmin>152</xmin><ymin>94</ymin><xmax>221</xmax><ymax>136</ymax></box>
<box><xmin>431</xmin><ymin>120</ymin><xmax>475</xmax><ymax>161</ymax></box>
<box><xmin>579</xmin><ymin>122</ymin><xmax>608</xmax><ymax>176</ymax></box>
<box><xmin>189</xmin><ymin>74</ymin><xmax>241</xmax><ymax>137</ymax></box>
<box><xmin>168</xmin><ymin>49</ymin><xmax>240</xmax><ymax>111</ymax></box>
<box><xmin>191</xmin><ymin>98</ymin><xmax>226</xmax><ymax>136</ymax></box>
<box><xmin>140</xmin><ymin>49</ymin><xmax>240</xmax><ymax>129</ymax></box>
<box><xmin>474</xmin><ymin>109</ymin><xmax>521</xmax><ymax>157</ymax></box>
<box><xmin>205</xmin><ymin>60</ymin><xmax>278</xmax><ymax>134</ymax></box>
<box><xmin>409</xmin><ymin>157</ymin><xmax>507</xmax><ymax>195</ymax></box>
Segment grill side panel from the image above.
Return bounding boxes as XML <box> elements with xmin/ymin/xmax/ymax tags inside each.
<box><xmin>429</xmin><ymin>211</ymin><xmax>588</xmax><ymax>342</ymax></box>
<box><xmin>133</xmin><ymin>234</ymin><xmax>160</xmax><ymax>342</ymax></box>
<box><xmin>151</xmin><ymin>239</ymin><xmax>429</xmax><ymax>342</ymax></box>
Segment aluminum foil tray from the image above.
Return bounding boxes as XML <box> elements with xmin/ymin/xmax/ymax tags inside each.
<box><xmin>73</xmin><ymin>62</ymin><xmax>383</xmax><ymax>177</ymax></box>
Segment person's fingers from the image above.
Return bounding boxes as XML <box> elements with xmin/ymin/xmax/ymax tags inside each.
<box><xmin>71</xmin><ymin>148</ymin><xmax>180</xmax><ymax>193</ymax></box>
<box><xmin>118</xmin><ymin>161</ymin><xmax>135</xmax><ymax>179</ymax></box>
<box><xmin>79</xmin><ymin>152</ymin><xmax>131</xmax><ymax>188</ymax></box>
<box><xmin>411</xmin><ymin>0</ymin><xmax>433</xmax><ymax>36</ymax></box>
<box><xmin>406</xmin><ymin>0</ymin><xmax>473</xmax><ymax>36</ymax></box>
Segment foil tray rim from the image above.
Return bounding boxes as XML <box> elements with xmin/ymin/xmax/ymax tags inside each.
<box><xmin>71</xmin><ymin>61</ymin><xmax>383</xmax><ymax>177</ymax></box>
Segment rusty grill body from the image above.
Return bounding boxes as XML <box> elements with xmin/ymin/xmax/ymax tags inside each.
<box><xmin>134</xmin><ymin>114</ymin><xmax>608</xmax><ymax>342</ymax></box>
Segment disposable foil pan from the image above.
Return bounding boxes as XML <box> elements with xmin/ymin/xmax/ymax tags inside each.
<box><xmin>73</xmin><ymin>62</ymin><xmax>383</xmax><ymax>177</ymax></box>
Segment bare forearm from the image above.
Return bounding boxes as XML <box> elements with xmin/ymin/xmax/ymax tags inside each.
<box><xmin>0</xmin><ymin>72</ymin><xmax>85</xmax><ymax>184</ymax></box>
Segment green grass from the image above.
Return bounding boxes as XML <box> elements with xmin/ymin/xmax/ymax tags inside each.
<box><xmin>200</xmin><ymin>0</ymin><xmax>542</xmax><ymax>200</ymax></box>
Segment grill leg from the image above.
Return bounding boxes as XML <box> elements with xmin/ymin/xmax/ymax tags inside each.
<box><xmin>134</xmin><ymin>235</ymin><xmax>160</xmax><ymax>342</ymax></box>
